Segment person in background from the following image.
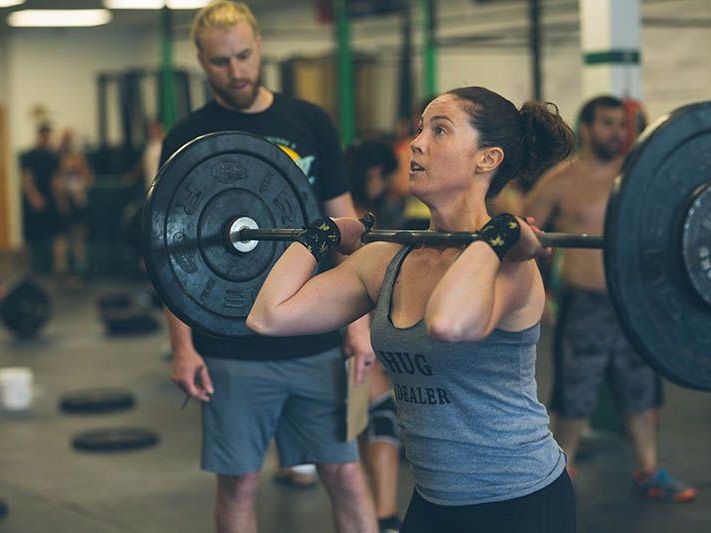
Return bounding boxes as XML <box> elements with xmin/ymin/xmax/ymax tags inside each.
<box><xmin>390</xmin><ymin>100</ymin><xmax>432</xmax><ymax>230</ymax></box>
<box><xmin>524</xmin><ymin>95</ymin><xmax>697</xmax><ymax>502</ymax></box>
<box><xmin>52</xmin><ymin>129</ymin><xmax>94</xmax><ymax>282</ymax></box>
<box><xmin>345</xmin><ymin>138</ymin><xmax>403</xmax><ymax>533</ymax></box>
<box><xmin>19</xmin><ymin>123</ymin><xmax>60</xmax><ymax>274</ymax></box>
<box><xmin>161</xmin><ymin>2</ymin><xmax>377</xmax><ymax>532</ymax></box>
<box><xmin>345</xmin><ymin>138</ymin><xmax>400</xmax><ymax>227</ymax></box>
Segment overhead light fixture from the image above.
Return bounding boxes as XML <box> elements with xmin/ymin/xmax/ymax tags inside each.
<box><xmin>166</xmin><ymin>0</ymin><xmax>210</xmax><ymax>9</ymax></box>
<box><xmin>103</xmin><ymin>0</ymin><xmax>209</xmax><ymax>8</ymax></box>
<box><xmin>0</xmin><ymin>1</ymin><xmax>26</xmax><ymax>8</ymax></box>
<box><xmin>7</xmin><ymin>9</ymin><xmax>112</xmax><ymax>27</ymax></box>
<box><xmin>104</xmin><ymin>0</ymin><xmax>164</xmax><ymax>8</ymax></box>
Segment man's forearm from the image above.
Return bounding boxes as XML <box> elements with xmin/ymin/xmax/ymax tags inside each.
<box><xmin>165</xmin><ymin>308</ymin><xmax>194</xmax><ymax>352</ymax></box>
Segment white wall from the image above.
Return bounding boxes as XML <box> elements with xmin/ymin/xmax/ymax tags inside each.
<box><xmin>642</xmin><ymin>27</ymin><xmax>711</xmax><ymax>120</ymax></box>
<box><xmin>7</xmin><ymin>26</ymin><xmax>153</xmax><ymax>152</ymax></box>
<box><xmin>3</xmin><ymin>26</ymin><xmax>156</xmax><ymax>247</ymax></box>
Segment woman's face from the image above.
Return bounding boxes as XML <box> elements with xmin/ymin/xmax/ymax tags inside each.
<box><xmin>408</xmin><ymin>94</ymin><xmax>481</xmax><ymax>202</ymax></box>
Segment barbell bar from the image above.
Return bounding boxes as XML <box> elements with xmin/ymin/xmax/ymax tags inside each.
<box><xmin>232</xmin><ymin>223</ymin><xmax>605</xmax><ymax>249</ymax></box>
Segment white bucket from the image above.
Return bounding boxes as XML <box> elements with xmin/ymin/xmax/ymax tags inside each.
<box><xmin>0</xmin><ymin>367</ymin><xmax>34</xmax><ymax>411</ymax></box>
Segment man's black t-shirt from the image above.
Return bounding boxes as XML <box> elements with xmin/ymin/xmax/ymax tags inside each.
<box><xmin>20</xmin><ymin>148</ymin><xmax>59</xmax><ymax>199</ymax></box>
<box><xmin>159</xmin><ymin>93</ymin><xmax>349</xmax><ymax>360</ymax></box>
<box><xmin>20</xmin><ymin>148</ymin><xmax>61</xmax><ymax>240</ymax></box>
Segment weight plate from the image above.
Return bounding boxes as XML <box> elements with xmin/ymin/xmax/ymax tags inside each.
<box><xmin>71</xmin><ymin>427</ymin><xmax>159</xmax><ymax>452</ymax></box>
<box><xmin>605</xmin><ymin>101</ymin><xmax>711</xmax><ymax>390</ymax></box>
<box><xmin>59</xmin><ymin>388</ymin><xmax>136</xmax><ymax>414</ymax></box>
<box><xmin>681</xmin><ymin>183</ymin><xmax>711</xmax><ymax>307</ymax></box>
<box><xmin>0</xmin><ymin>279</ymin><xmax>51</xmax><ymax>338</ymax></box>
<box><xmin>142</xmin><ymin>131</ymin><xmax>320</xmax><ymax>338</ymax></box>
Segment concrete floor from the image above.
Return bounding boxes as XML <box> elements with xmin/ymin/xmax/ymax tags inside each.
<box><xmin>1</xmin><ymin>278</ymin><xmax>710</xmax><ymax>532</ymax></box>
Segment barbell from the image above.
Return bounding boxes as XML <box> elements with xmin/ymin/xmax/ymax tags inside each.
<box><xmin>142</xmin><ymin>102</ymin><xmax>711</xmax><ymax>391</ymax></box>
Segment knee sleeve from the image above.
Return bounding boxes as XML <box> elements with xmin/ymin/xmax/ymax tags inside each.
<box><xmin>366</xmin><ymin>393</ymin><xmax>401</xmax><ymax>447</ymax></box>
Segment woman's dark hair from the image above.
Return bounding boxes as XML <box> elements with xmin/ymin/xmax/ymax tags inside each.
<box><xmin>446</xmin><ymin>86</ymin><xmax>575</xmax><ymax>198</ymax></box>
<box><xmin>345</xmin><ymin>139</ymin><xmax>398</xmax><ymax>208</ymax></box>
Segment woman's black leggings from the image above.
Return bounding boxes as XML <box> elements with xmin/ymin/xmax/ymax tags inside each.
<box><xmin>401</xmin><ymin>470</ymin><xmax>576</xmax><ymax>533</ymax></box>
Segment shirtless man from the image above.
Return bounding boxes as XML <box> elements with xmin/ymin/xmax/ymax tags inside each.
<box><xmin>524</xmin><ymin>95</ymin><xmax>697</xmax><ymax>502</ymax></box>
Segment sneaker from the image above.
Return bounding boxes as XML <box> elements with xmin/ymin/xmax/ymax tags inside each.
<box><xmin>634</xmin><ymin>468</ymin><xmax>697</xmax><ymax>503</ymax></box>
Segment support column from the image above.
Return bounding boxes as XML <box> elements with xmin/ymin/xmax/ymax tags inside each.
<box><xmin>580</xmin><ymin>0</ymin><xmax>642</xmax><ymax>437</ymax></box>
<box><xmin>0</xmin><ymin>104</ymin><xmax>10</xmax><ymax>250</ymax></box>
<box><xmin>397</xmin><ymin>3</ymin><xmax>414</xmax><ymax>123</ymax></box>
<box><xmin>160</xmin><ymin>7</ymin><xmax>176</xmax><ymax>130</ymax></box>
<box><xmin>580</xmin><ymin>0</ymin><xmax>642</xmax><ymax>99</ymax></box>
<box><xmin>333</xmin><ymin>0</ymin><xmax>354</xmax><ymax>146</ymax></box>
<box><xmin>420</xmin><ymin>0</ymin><xmax>438</xmax><ymax>99</ymax></box>
<box><xmin>529</xmin><ymin>0</ymin><xmax>542</xmax><ymax>101</ymax></box>
<box><xmin>97</xmin><ymin>74</ymin><xmax>108</xmax><ymax>148</ymax></box>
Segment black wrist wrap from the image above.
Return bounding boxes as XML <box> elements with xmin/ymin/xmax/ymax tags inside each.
<box><xmin>295</xmin><ymin>217</ymin><xmax>342</xmax><ymax>262</ymax></box>
<box><xmin>479</xmin><ymin>213</ymin><xmax>521</xmax><ymax>261</ymax></box>
<box><xmin>359</xmin><ymin>211</ymin><xmax>376</xmax><ymax>232</ymax></box>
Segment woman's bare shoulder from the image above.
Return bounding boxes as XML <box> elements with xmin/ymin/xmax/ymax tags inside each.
<box><xmin>352</xmin><ymin>242</ymin><xmax>404</xmax><ymax>301</ymax></box>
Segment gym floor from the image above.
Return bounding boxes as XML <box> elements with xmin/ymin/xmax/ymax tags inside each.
<box><xmin>1</xmin><ymin>279</ymin><xmax>710</xmax><ymax>533</ymax></box>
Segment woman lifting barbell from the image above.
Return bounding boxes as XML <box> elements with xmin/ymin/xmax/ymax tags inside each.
<box><xmin>246</xmin><ymin>85</ymin><xmax>576</xmax><ymax>533</ymax></box>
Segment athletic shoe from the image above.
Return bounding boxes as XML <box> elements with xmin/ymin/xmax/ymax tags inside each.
<box><xmin>634</xmin><ymin>468</ymin><xmax>697</xmax><ymax>503</ymax></box>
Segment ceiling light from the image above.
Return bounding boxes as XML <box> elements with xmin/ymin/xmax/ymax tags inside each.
<box><xmin>166</xmin><ymin>0</ymin><xmax>210</xmax><ymax>9</ymax></box>
<box><xmin>0</xmin><ymin>1</ymin><xmax>26</xmax><ymax>8</ymax></box>
<box><xmin>102</xmin><ymin>0</ymin><xmax>208</xmax><ymax>9</ymax></box>
<box><xmin>104</xmin><ymin>0</ymin><xmax>164</xmax><ymax>8</ymax></box>
<box><xmin>7</xmin><ymin>9</ymin><xmax>112</xmax><ymax>27</ymax></box>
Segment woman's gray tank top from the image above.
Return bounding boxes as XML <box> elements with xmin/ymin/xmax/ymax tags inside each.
<box><xmin>370</xmin><ymin>245</ymin><xmax>565</xmax><ymax>505</ymax></box>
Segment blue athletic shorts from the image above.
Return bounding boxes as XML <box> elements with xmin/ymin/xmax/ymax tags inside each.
<box><xmin>201</xmin><ymin>348</ymin><xmax>358</xmax><ymax>475</ymax></box>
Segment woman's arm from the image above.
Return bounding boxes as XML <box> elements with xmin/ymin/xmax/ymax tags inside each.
<box><xmin>425</xmin><ymin>221</ymin><xmax>543</xmax><ymax>342</ymax></box>
<box><xmin>247</xmin><ymin>242</ymin><xmax>375</xmax><ymax>337</ymax></box>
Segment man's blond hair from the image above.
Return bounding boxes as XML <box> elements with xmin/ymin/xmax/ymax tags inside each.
<box><xmin>190</xmin><ymin>1</ymin><xmax>259</xmax><ymax>49</ymax></box>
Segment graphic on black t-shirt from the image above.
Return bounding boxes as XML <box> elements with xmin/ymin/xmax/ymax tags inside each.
<box><xmin>268</xmin><ymin>138</ymin><xmax>316</xmax><ymax>186</ymax></box>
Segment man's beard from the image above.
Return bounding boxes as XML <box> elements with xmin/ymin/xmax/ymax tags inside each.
<box><xmin>590</xmin><ymin>138</ymin><xmax>623</xmax><ymax>161</ymax></box>
<box><xmin>211</xmin><ymin>71</ymin><xmax>262</xmax><ymax>111</ymax></box>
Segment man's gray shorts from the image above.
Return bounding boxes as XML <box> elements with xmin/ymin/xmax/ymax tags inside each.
<box><xmin>201</xmin><ymin>347</ymin><xmax>358</xmax><ymax>475</ymax></box>
<box><xmin>550</xmin><ymin>288</ymin><xmax>663</xmax><ymax>418</ymax></box>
